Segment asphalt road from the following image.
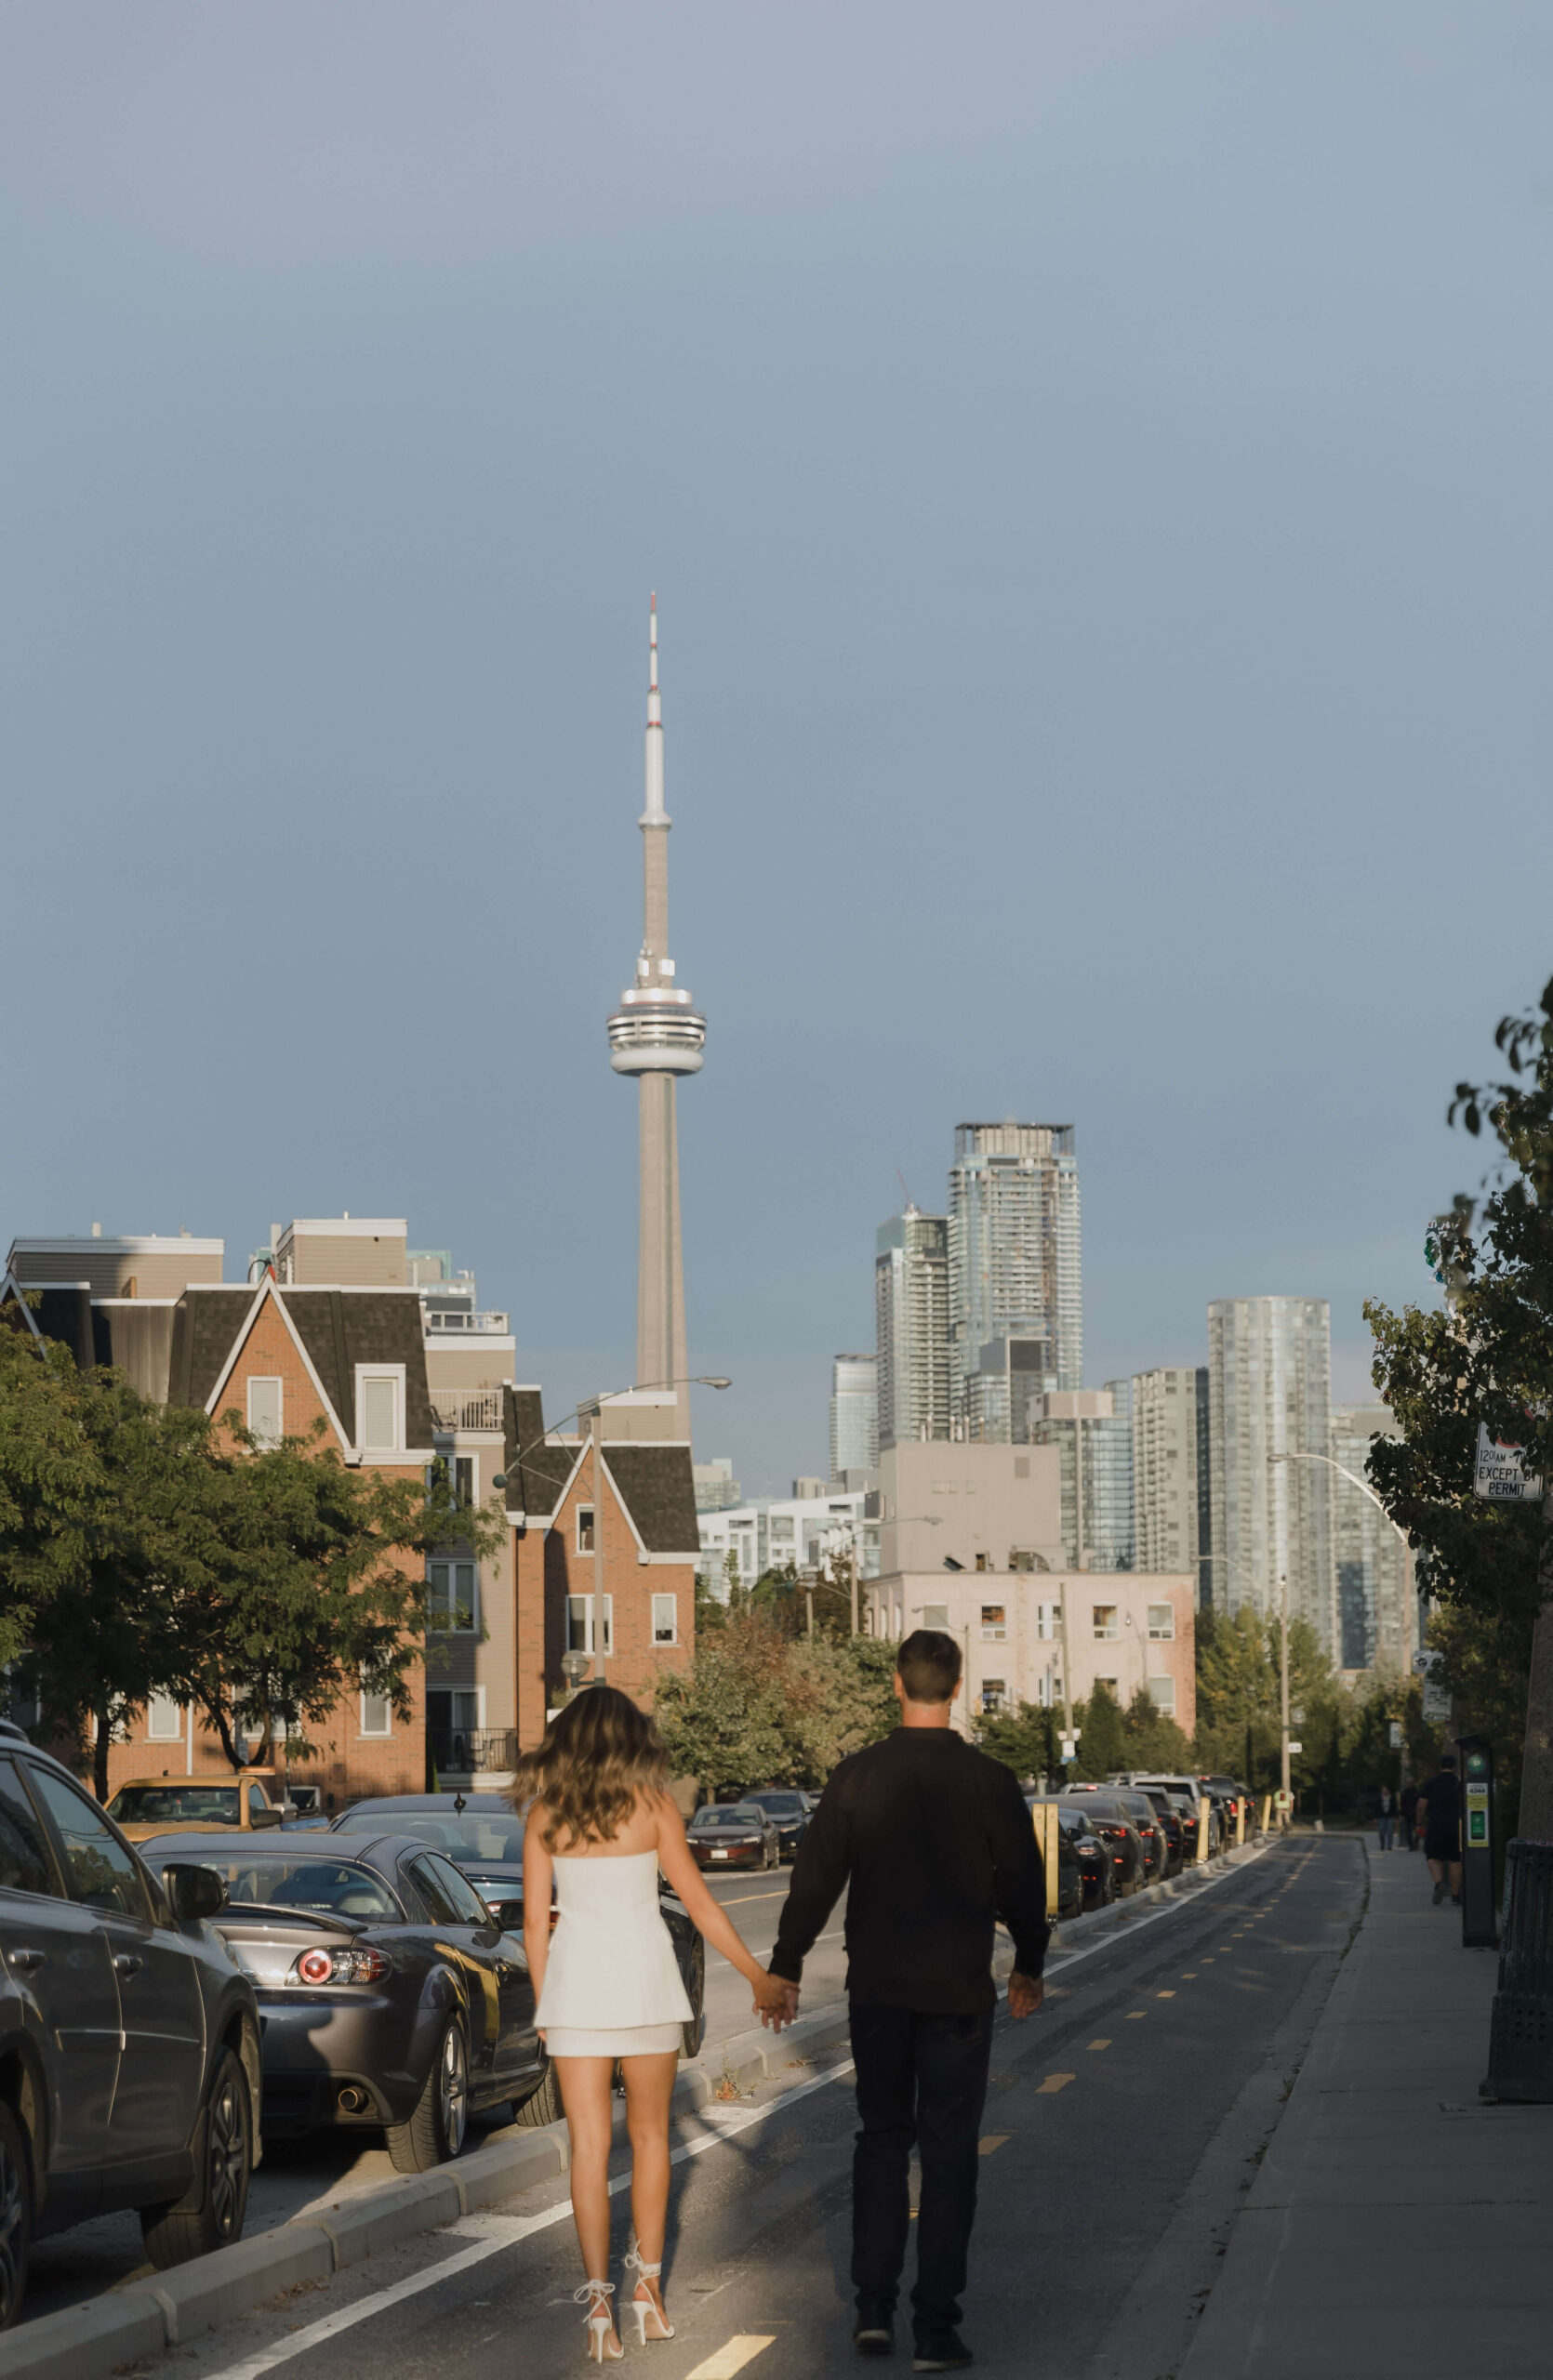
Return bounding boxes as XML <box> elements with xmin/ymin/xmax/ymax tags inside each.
<box><xmin>117</xmin><ymin>1834</ymin><xmax>1365</xmax><ymax>2380</ymax></box>
<box><xmin>19</xmin><ymin>1867</ymin><xmax>841</xmax><ymax>2325</ymax></box>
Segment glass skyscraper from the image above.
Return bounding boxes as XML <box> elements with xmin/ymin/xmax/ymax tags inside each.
<box><xmin>1330</xmin><ymin>1404</ymin><xmax>1416</xmax><ymax>1673</ymax></box>
<box><xmin>875</xmin><ymin>1209</ymin><xmax>951</xmax><ymax>1447</ymax></box>
<box><xmin>1029</xmin><ymin>1383</ymin><xmax>1135</xmax><ymax>1571</ymax></box>
<box><xmin>948</xmin><ymin>1122</ymin><xmax>1082</xmax><ymax>1441</ymax></box>
<box><xmin>1207</xmin><ymin>1296</ymin><xmax>1335</xmax><ymax>1649</ymax></box>
<box><xmin>1132</xmin><ymin>1366</ymin><xmax>1212</xmax><ymax>1604</ymax></box>
<box><xmin>830</xmin><ymin>1353</ymin><xmax>879</xmax><ymax>1477</ymax></box>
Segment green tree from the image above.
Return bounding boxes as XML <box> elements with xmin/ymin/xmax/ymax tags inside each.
<box><xmin>1120</xmin><ymin>1686</ymin><xmax>1194</xmax><ymax>1773</ymax></box>
<box><xmin>0</xmin><ymin>1316</ymin><xmax>104</xmax><ymax>1671</ymax></box>
<box><xmin>653</xmin><ymin>1615</ymin><xmax>899</xmax><ymax>1792</ymax></box>
<box><xmin>1365</xmin><ymin>972</ymin><xmax>1553</xmax><ymax>1830</ymax></box>
<box><xmin>1072</xmin><ymin>1680</ymin><xmax>1126</xmax><ymax>1779</ymax></box>
<box><xmin>976</xmin><ymin>1698</ymin><xmax>1059</xmax><ymax>1783</ymax></box>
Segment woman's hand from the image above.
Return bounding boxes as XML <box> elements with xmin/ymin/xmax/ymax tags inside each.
<box><xmin>751</xmin><ymin>1970</ymin><xmax>797</xmax><ymax>2029</ymax></box>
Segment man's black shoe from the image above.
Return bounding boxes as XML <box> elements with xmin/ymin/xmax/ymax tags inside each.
<box><xmin>854</xmin><ymin>2305</ymin><xmax>896</xmax><ymax>2357</ymax></box>
<box><xmin>912</xmin><ymin>2334</ymin><xmax>973</xmax><ymax>2373</ymax></box>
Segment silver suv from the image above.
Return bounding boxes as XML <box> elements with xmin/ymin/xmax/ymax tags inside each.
<box><xmin>0</xmin><ymin>1722</ymin><xmax>261</xmax><ymax>2325</ymax></box>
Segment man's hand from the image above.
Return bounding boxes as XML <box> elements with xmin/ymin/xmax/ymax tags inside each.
<box><xmin>757</xmin><ymin>1977</ymin><xmax>801</xmax><ymax>2030</ymax></box>
<box><xmin>1007</xmin><ymin>1970</ymin><xmax>1044</xmax><ymax>2020</ymax></box>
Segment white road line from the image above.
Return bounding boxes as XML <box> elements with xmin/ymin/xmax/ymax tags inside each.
<box><xmin>1024</xmin><ymin>1846</ymin><xmax>1274</xmax><ymax>1994</ymax></box>
<box><xmin>200</xmin><ymin>2059</ymin><xmax>856</xmax><ymax>2380</ymax></box>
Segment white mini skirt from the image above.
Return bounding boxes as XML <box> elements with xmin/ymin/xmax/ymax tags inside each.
<box><xmin>544</xmin><ymin>2022</ymin><xmax>683</xmax><ymax>2058</ymax></box>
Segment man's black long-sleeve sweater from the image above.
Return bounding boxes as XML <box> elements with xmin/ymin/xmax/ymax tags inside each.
<box><xmin>769</xmin><ymin>1725</ymin><xmax>1049</xmax><ymax>2013</ymax></box>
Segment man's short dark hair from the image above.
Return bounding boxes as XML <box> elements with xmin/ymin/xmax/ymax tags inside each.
<box><xmin>897</xmin><ymin>1630</ymin><xmax>962</xmax><ymax>1704</ymax></box>
<box><xmin>1440</xmin><ymin>1752</ymin><xmax>1457</xmax><ymax>1768</ymax></box>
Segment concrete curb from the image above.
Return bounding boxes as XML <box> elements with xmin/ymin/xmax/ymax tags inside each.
<box><xmin>1</xmin><ymin>1856</ymin><xmax>1268</xmax><ymax>2378</ymax></box>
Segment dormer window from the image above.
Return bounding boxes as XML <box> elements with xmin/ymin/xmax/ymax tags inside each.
<box><xmin>356</xmin><ymin>1367</ymin><xmax>405</xmax><ymax>1453</ymax></box>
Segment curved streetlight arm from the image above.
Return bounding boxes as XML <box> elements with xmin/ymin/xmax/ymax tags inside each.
<box><xmin>496</xmin><ymin>1374</ymin><xmax>732</xmax><ymax>1484</ymax></box>
<box><xmin>1268</xmin><ymin>1449</ymin><xmax>1410</xmax><ymax>1545</ymax></box>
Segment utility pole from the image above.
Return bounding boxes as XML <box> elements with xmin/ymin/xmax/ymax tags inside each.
<box><xmin>591</xmin><ymin>1402</ymin><xmax>607</xmax><ymax>1684</ymax></box>
<box><xmin>1280</xmin><ymin>1570</ymin><xmax>1291</xmax><ymax>1808</ymax></box>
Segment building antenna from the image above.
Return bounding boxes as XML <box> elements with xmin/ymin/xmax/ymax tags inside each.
<box><xmin>896</xmin><ymin>1168</ymin><xmax>911</xmax><ymax>1210</ymax></box>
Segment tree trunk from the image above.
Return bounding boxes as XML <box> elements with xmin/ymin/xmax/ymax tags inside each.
<box><xmin>93</xmin><ymin>1705</ymin><xmax>112</xmax><ymax>1803</ymax></box>
<box><xmin>1516</xmin><ymin>1492</ymin><xmax>1553</xmax><ymax>1840</ymax></box>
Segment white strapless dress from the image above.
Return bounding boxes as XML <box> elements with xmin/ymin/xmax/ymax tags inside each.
<box><xmin>537</xmin><ymin>1850</ymin><xmax>693</xmax><ymax>2057</ymax></box>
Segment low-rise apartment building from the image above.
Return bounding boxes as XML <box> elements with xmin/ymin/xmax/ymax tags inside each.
<box><xmin>697</xmin><ymin>1487</ymin><xmax>883</xmax><ymax>1597</ymax></box>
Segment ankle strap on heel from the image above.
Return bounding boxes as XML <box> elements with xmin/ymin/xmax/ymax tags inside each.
<box><xmin>624</xmin><ymin>2248</ymin><xmax>662</xmax><ymax>2280</ymax></box>
<box><xmin>575</xmin><ymin>2281</ymin><xmax>616</xmax><ymax>2305</ymax></box>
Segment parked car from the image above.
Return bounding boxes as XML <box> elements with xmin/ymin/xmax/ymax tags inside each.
<box><xmin>0</xmin><ymin>1722</ymin><xmax>261</xmax><ymax>2327</ymax></box>
<box><xmin>330</xmin><ymin>1792</ymin><xmax>708</xmax><ymax>2086</ymax></box>
<box><xmin>146</xmin><ymin>1829</ymin><xmax>547</xmax><ymax>2171</ymax></box>
<box><xmin>687</xmin><ymin>1803</ymin><xmax>781</xmax><ymax>1871</ymax></box>
<box><xmin>1137</xmin><ymin>1788</ymin><xmax>1186</xmax><ymax>1877</ymax></box>
<box><xmin>1023</xmin><ymin>1798</ymin><xmax>1091</xmax><ymax>1921</ymax></box>
<box><xmin>104</xmin><ymin>1769</ymin><xmax>288</xmax><ymax>1841</ymax></box>
<box><xmin>1103</xmin><ymin>1789</ymin><xmax>1165</xmax><ymax>1883</ymax></box>
<box><xmin>737</xmin><ymin>1789</ymin><xmax>811</xmax><ymax>1860</ymax></box>
<box><xmin>1055</xmin><ymin>1790</ymin><xmax>1148</xmax><ymax>1895</ymax></box>
<box><xmin>1055</xmin><ymin>1805</ymin><xmax>1117</xmax><ymax>1910</ymax></box>
<box><xmin>1199</xmin><ymin>1774</ymin><xmax>1250</xmax><ymax>1838</ymax></box>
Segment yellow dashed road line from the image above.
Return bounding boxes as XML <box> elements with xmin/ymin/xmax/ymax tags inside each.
<box><xmin>978</xmin><ymin>2133</ymin><xmax>1011</xmax><ymax>2154</ymax></box>
<box><xmin>1087</xmin><ymin>2039</ymin><xmax>1110</xmax><ymax>2051</ymax></box>
<box><xmin>1035</xmin><ymin>2073</ymin><xmax>1075</xmax><ymax>2095</ymax></box>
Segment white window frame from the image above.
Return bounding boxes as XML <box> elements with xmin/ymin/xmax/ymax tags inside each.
<box><xmin>652</xmin><ymin>1593</ymin><xmax>678</xmax><ymax>1646</ymax></box>
<box><xmin>921</xmin><ymin>1604</ymin><xmax>950</xmax><ymax>1630</ymax></box>
<box><xmin>359</xmin><ymin>1688</ymin><xmax>392</xmax><ymax>1738</ymax></box>
<box><xmin>246</xmin><ymin>1377</ymin><xmax>284</xmax><ymax>1447</ymax></box>
<box><xmin>1147</xmin><ymin>1604</ymin><xmax>1175</xmax><ymax>1641</ymax></box>
<box><xmin>577</xmin><ymin>1504</ymin><xmax>596</xmax><ymax>1554</ymax></box>
<box><xmin>427</xmin><ymin>1559</ymin><xmax>479</xmax><ymax>1633</ymax></box>
<box><xmin>427</xmin><ymin>1684</ymin><xmax>485</xmax><ymax>1733</ymax></box>
<box><xmin>454</xmin><ymin>1452</ymin><xmax>478</xmax><ymax>1508</ymax></box>
<box><xmin>1147</xmin><ymin>1674</ymin><xmax>1177</xmax><ymax>1714</ymax></box>
<box><xmin>980</xmin><ymin>1604</ymin><xmax>1007</xmax><ymax>1641</ymax></box>
<box><xmin>1093</xmin><ymin>1605</ymin><xmax>1120</xmax><ymax>1641</ymax></box>
<box><xmin>147</xmin><ymin>1693</ymin><xmax>183</xmax><ymax>1741</ymax></box>
<box><xmin>565</xmin><ymin>1594</ymin><xmax>614</xmax><ymax>1655</ymax></box>
<box><xmin>355</xmin><ymin>1365</ymin><xmax>406</xmax><ymax>1456</ymax></box>
<box><xmin>979</xmin><ymin>1677</ymin><xmax>1007</xmax><ymax>1713</ymax></box>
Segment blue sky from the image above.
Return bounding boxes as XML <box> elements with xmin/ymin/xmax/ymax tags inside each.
<box><xmin>3</xmin><ymin>4</ymin><xmax>1550</xmax><ymax>1491</ymax></box>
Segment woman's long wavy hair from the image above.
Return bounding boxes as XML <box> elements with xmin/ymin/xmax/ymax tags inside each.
<box><xmin>510</xmin><ymin>1685</ymin><xmax>670</xmax><ymax>1852</ymax></box>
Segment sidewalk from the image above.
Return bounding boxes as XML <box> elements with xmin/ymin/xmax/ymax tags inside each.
<box><xmin>1183</xmin><ymin>1838</ymin><xmax>1553</xmax><ymax>2379</ymax></box>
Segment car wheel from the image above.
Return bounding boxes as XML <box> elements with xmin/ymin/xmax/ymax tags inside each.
<box><xmin>511</xmin><ymin>2058</ymin><xmax>564</xmax><ymax>2129</ymax></box>
<box><xmin>141</xmin><ymin>2047</ymin><xmax>252</xmax><ymax>2270</ymax></box>
<box><xmin>387</xmin><ymin>2016</ymin><xmax>470</xmax><ymax>2173</ymax></box>
<box><xmin>0</xmin><ymin>2102</ymin><xmax>32</xmax><ymax>2329</ymax></box>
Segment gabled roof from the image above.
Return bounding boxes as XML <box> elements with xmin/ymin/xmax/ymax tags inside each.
<box><xmin>0</xmin><ymin>1276</ymin><xmax>94</xmax><ymax>1368</ymax></box>
<box><xmin>603</xmin><ymin>1443</ymin><xmax>700</xmax><ymax>1554</ymax></box>
<box><xmin>502</xmin><ymin>1386</ymin><xmax>579</xmax><ymax>1519</ymax></box>
<box><xmin>169</xmin><ymin>1282</ymin><xmax>435</xmax><ymax>1449</ymax></box>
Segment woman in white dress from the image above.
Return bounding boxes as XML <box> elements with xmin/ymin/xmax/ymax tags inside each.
<box><xmin>516</xmin><ymin>1686</ymin><xmax>793</xmax><ymax>2362</ymax></box>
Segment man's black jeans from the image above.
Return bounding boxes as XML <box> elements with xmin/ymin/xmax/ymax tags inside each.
<box><xmin>849</xmin><ymin>2001</ymin><xmax>995</xmax><ymax>2338</ymax></box>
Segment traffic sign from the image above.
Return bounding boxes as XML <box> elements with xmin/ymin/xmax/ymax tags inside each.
<box><xmin>1388</xmin><ymin>1721</ymin><xmax>1403</xmax><ymax>1748</ymax></box>
<box><xmin>1473</xmin><ymin>1422</ymin><xmax>1543</xmax><ymax>1503</ymax></box>
<box><xmin>1287</xmin><ymin>1740</ymin><xmax>1303</xmax><ymax>1753</ymax></box>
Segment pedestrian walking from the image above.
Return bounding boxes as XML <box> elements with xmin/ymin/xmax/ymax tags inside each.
<box><xmin>1415</xmin><ymin>1752</ymin><xmax>1464</xmax><ymax>1906</ymax></box>
<box><xmin>1375</xmin><ymin>1784</ymin><xmax>1395</xmax><ymax>1853</ymax></box>
<box><xmin>767</xmin><ymin>1628</ymin><xmax>1049</xmax><ymax>2373</ymax></box>
<box><xmin>516</xmin><ymin>1687</ymin><xmax>792</xmax><ymax>2362</ymax></box>
<box><xmin>1400</xmin><ymin>1780</ymin><xmax>1419</xmax><ymax>1852</ymax></box>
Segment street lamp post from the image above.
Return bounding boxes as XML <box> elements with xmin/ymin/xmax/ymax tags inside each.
<box><xmin>494</xmin><ymin>1372</ymin><xmax>732</xmax><ymax>1688</ymax></box>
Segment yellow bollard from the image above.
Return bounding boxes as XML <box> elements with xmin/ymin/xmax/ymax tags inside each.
<box><xmin>1195</xmin><ymin>1798</ymin><xmax>1211</xmax><ymax>1864</ymax></box>
<box><xmin>1235</xmin><ymin>1797</ymin><xmax>1245</xmax><ymax>1849</ymax></box>
<box><xmin>1260</xmin><ymin>1794</ymin><xmax>1272</xmax><ymax>1836</ymax></box>
<box><xmin>1032</xmin><ymin>1802</ymin><xmax>1061</xmax><ymax>1918</ymax></box>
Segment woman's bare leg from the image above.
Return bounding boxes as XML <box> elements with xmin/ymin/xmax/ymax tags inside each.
<box><xmin>555</xmin><ymin>2056</ymin><xmax>619</xmax><ymax>2344</ymax></box>
<box><xmin>622</xmin><ymin>2052</ymin><xmax>679</xmax><ymax>2324</ymax></box>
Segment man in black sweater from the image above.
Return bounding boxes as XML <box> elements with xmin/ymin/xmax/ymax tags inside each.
<box><xmin>768</xmin><ymin>1629</ymin><xmax>1048</xmax><ymax>2372</ymax></box>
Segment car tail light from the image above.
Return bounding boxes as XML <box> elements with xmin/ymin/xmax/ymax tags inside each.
<box><xmin>292</xmin><ymin>1946</ymin><xmax>391</xmax><ymax>1985</ymax></box>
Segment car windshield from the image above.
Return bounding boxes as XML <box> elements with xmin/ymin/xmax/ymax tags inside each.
<box><xmin>1077</xmin><ymin>1798</ymin><xmax>1129</xmax><ymax>1822</ymax></box>
<box><xmin>160</xmin><ymin>1851</ymin><xmax>403</xmax><ymax>1920</ymax></box>
<box><xmin>746</xmin><ymin>1793</ymin><xmax>804</xmax><ymax>1814</ymax></box>
<box><xmin>334</xmin><ymin>1810</ymin><xmax>526</xmax><ymax>1863</ymax></box>
<box><xmin>107</xmin><ymin>1785</ymin><xmax>240</xmax><ymax>1824</ymax></box>
<box><xmin>693</xmin><ymin>1810</ymin><xmax>761</xmax><ymax>1831</ymax></box>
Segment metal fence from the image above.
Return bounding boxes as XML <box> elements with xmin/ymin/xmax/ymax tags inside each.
<box><xmin>430</xmin><ymin>1727</ymin><xmax>521</xmax><ymax>1775</ymax></box>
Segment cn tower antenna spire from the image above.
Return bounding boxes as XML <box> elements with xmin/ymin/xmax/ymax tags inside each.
<box><xmin>644</xmin><ymin>592</ymin><xmax>665</xmax><ymax>822</ymax></box>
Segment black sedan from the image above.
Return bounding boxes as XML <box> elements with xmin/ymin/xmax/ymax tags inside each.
<box><xmin>1022</xmin><ymin>1799</ymin><xmax>1085</xmax><ymax>1923</ymax></box>
<box><xmin>1051</xmin><ymin>1803</ymin><xmax>1117</xmax><ymax>1911</ymax></box>
<box><xmin>330</xmin><ymin>1793</ymin><xmax>708</xmax><ymax>2092</ymax></box>
<box><xmin>687</xmin><ymin>1803</ymin><xmax>781</xmax><ymax>1871</ymax></box>
<box><xmin>143</xmin><ymin>1831</ymin><xmax>547</xmax><ymax>2171</ymax></box>
<box><xmin>1056</xmin><ymin>1792</ymin><xmax>1148</xmax><ymax>1895</ymax></box>
<box><xmin>737</xmin><ymin>1789</ymin><xmax>810</xmax><ymax>1860</ymax></box>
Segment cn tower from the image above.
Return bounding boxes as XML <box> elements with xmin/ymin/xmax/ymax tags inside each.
<box><xmin>606</xmin><ymin>598</ymin><xmax>706</xmax><ymax>1434</ymax></box>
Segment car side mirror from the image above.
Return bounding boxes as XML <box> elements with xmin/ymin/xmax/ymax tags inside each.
<box><xmin>166</xmin><ymin>1863</ymin><xmax>227</xmax><ymax>1922</ymax></box>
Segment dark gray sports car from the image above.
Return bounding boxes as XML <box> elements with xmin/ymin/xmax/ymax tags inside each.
<box><xmin>142</xmin><ymin>1831</ymin><xmax>548</xmax><ymax>2170</ymax></box>
<box><xmin>329</xmin><ymin>1793</ymin><xmax>708</xmax><ymax>2123</ymax></box>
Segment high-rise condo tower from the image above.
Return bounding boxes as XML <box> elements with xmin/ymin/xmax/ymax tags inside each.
<box><xmin>606</xmin><ymin>600</ymin><xmax>706</xmax><ymax>1434</ymax></box>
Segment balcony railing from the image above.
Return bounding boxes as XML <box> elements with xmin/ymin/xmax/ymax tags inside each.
<box><xmin>430</xmin><ymin>1390</ymin><xmax>505</xmax><ymax>1433</ymax></box>
<box><xmin>430</xmin><ymin>1728</ymin><xmax>521</xmax><ymax>1776</ymax></box>
<box><xmin>426</xmin><ymin>1311</ymin><xmax>510</xmax><ymax>1334</ymax></box>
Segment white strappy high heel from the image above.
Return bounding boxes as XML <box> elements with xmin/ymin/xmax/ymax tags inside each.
<box><xmin>575</xmin><ymin>2279</ymin><xmax>622</xmax><ymax>2361</ymax></box>
<box><xmin>624</xmin><ymin>2244</ymin><xmax>674</xmax><ymax>2344</ymax></box>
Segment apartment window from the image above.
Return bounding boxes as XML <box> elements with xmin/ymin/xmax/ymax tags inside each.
<box><xmin>652</xmin><ymin>1594</ymin><xmax>678</xmax><ymax>1646</ymax></box>
<box><xmin>1095</xmin><ymin>1675</ymin><xmax>1119</xmax><ymax>1695</ymax></box>
<box><xmin>360</xmin><ymin>1689</ymin><xmax>392</xmax><ymax>1738</ymax></box>
<box><xmin>246</xmin><ymin>1378</ymin><xmax>283</xmax><ymax>1448</ymax></box>
<box><xmin>356</xmin><ymin>1368</ymin><xmax>404</xmax><ymax>1453</ymax></box>
<box><xmin>1092</xmin><ymin>1605</ymin><xmax>1119</xmax><ymax>1641</ymax></box>
<box><xmin>566</xmin><ymin>1595</ymin><xmax>613</xmax><ymax>1655</ymax></box>
<box><xmin>1034</xmin><ymin>1601</ymin><xmax>1062</xmax><ymax>1641</ymax></box>
<box><xmin>922</xmin><ymin>1604</ymin><xmax>950</xmax><ymax>1630</ymax></box>
<box><xmin>455</xmin><ymin>1456</ymin><xmax>476</xmax><ymax>1508</ymax></box>
<box><xmin>428</xmin><ymin>1561</ymin><xmax>477</xmax><ymax>1632</ymax></box>
<box><xmin>428</xmin><ymin>1687</ymin><xmax>481</xmax><ymax>1736</ymax></box>
<box><xmin>1147</xmin><ymin>1675</ymin><xmax>1177</xmax><ymax>1715</ymax></box>
<box><xmin>147</xmin><ymin>1694</ymin><xmax>182</xmax><ymax>1741</ymax></box>
<box><xmin>980</xmin><ymin>1604</ymin><xmax>1007</xmax><ymax>1641</ymax></box>
<box><xmin>980</xmin><ymin>1678</ymin><xmax>1007</xmax><ymax>1713</ymax></box>
<box><xmin>974</xmin><ymin>1553</ymin><xmax>989</xmax><ymax>1573</ymax></box>
<box><xmin>769</xmin><ymin>1516</ymin><xmax>794</xmax><ymax>1543</ymax></box>
<box><xmin>577</xmin><ymin>1506</ymin><xmax>595</xmax><ymax>1554</ymax></box>
<box><xmin>1147</xmin><ymin>1603</ymin><xmax>1175</xmax><ymax>1641</ymax></box>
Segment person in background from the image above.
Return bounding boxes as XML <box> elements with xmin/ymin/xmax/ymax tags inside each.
<box><xmin>1415</xmin><ymin>1752</ymin><xmax>1463</xmax><ymax>1906</ymax></box>
<box><xmin>1400</xmin><ymin>1779</ymin><xmax>1419</xmax><ymax>1852</ymax></box>
<box><xmin>1376</xmin><ymin>1782</ymin><xmax>1396</xmax><ymax>1852</ymax></box>
<box><xmin>767</xmin><ymin>1628</ymin><xmax>1048</xmax><ymax>2373</ymax></box>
